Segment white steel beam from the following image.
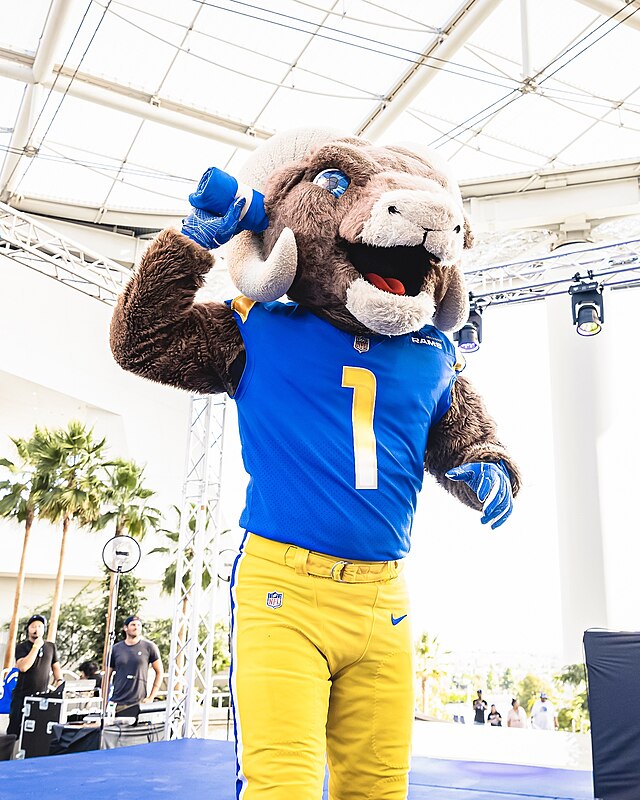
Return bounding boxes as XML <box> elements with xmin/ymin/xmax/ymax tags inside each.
<box><xmin>0</xmin><ymin>0</ymin><xmax>75</xmax><ymax>198</ymax></box>
<box><xmin>0</xmin><ymin>84</ymin><xmax>42</xmax><ymax>200</ymax></box>
<box><xmin>32</xmin><ymin>0</ymin><xmax>76</xmax><ymax>84</ymax></box>
<box><xmin>8</xmin><ymin>192</ymin><xmax>183</xmax><ymax>231</ymax></box>
<box><xmin>520</xmin><ymin>0</ymin><xmax>533</xmax><ymax>78</ymax></box>
<box><xmin>0</xmin><ymin>48</ymin><xmax>269</xmax><ymax>152</ymax></box>
<box><xmin>0</xmin><ymin>48</ymin><xmax>32</xmax><ymax>82</ymax></box>
<box><xmin>462</xmin><ymin>159</ymin><xmax>640</xmax><ymax>232</ymax></box>
<box><xmin>358</xmin><ymin>0</ymin><xmax>505</xmax><ymax>141</ymax></box>
<box><xmin>573</xmin><ymin>0</ymin><xmax>640</xmax><ymax>33</ymax></box>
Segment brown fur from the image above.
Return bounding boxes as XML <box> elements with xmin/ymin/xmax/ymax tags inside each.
<box><xmin>426</xmin><ymin>376</ymin><xmax>522</xmax><ymax>507</ymax></box>
<box><xmin>110</xmin><ymin>229</ymin><xmax>243</xmax><ymax>395</ymax></box>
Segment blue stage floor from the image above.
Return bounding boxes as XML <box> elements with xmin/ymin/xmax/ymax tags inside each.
<box><xmin>0</xmin><ymin>738</ymin><xmax>594</xmax><ymax>800</ymax></box>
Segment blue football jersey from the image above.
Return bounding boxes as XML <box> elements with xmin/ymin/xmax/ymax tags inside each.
<box><xmin>228</xmin><ymin>299</ymin><xmax>457</xmax><ymax>561</ymax></box>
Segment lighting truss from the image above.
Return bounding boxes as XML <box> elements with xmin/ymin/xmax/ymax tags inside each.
<box><xmin>463</xmin><ymin>238</ymin><xmax>640</xmax><ymax>306</ymax></box>
<box><xmin>0</xmin><ymin>200</ymin><xmax>131</xmax><ymax>303</ymax></box>
<box><xmin>164</xmin><ymin>394</ymin><xmax>227</xmax><ymax>740</ymax></box>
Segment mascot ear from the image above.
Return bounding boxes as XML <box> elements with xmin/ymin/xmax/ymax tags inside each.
<box><xmin>432</xmin><ymin>265</ymin><xmax>469</xmax><ymax>333</ymax></box>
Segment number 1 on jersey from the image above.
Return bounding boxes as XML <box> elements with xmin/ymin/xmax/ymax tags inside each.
<box><xmin>342</xmin><ymin>366</ymin><xmax>378</xmax><ymax>489</ymax></box>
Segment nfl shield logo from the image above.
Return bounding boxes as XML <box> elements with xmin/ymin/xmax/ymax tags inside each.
<box><xmin>353</xmin><ymin>335</ymin><xmax>370</xmax><ymax>353</ymax></box>
<box><xmin>266</xmin><ymin>591</ymin><xmax>283</xmax><ymax>609</ymax></box>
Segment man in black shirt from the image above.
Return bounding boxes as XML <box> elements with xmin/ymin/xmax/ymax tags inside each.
<box><xmin>472</xmin><ymin>689</ymin><xmax>488</xmax><ymax>725</ymax></box>
<box><xmin>106</xmin><ymin>614</ymin><xmax>163</xmax><ymax>716</ymax></box>
<box><xmin>7</xmin><ymin>614</ymin><xmax>63</xmax><ymax>736</ymax></box>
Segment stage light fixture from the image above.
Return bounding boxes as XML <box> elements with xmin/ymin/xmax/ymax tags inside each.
<box><xmin>569</xmin><ymin>280</ymin><xmax>604</xmax><ymax>337</ymax></box>
<box><xmin>454</xmin><ymin>303</ymin><xmax>483</xmax><ymax>353</ymax></box>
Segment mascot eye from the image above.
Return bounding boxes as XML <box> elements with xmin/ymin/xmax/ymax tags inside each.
<box><xmin>312</xmin><ymin>169</ymin><xmax>349</xmax><ymax>198</ymax></box>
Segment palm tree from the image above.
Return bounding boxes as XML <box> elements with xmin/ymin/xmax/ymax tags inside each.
<box><xmin>93</xmin><ymin>458</ymin><xmax>162</xmax><ymax>667</ymax></box>
<box><xmin>151</xmin><ymin>505</ymin><xmax>215</xmax><ymax>596</ymax></box>
<box><xmin>0</xmin><ymin>428</ymin><xmax>53</xmax><ymax>669</ymax></box>
<box><xmin>150</xmin><ymin>507</ymin><xmax>231</xmax><ymax>680</ymax></box>
<box><xmin>33</xmin><ymin>422</ymin><xmax>107</xmax><ymax>642</ymax></box>
<box><xmin>415</xmin><ymin>631</ymin><xmax>450</xmax><ymax>717</ymax></box>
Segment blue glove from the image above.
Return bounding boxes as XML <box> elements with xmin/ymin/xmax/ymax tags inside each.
<box><xmin>181</xmin><ymin>199</ymin><xmax>246</xmax><ymax>250</ymax></box>
<box><xmin>189</xmin><ymin>166</ymin><xmax>269</xmax><ymax>234</ymax></box>
<box><xmin>445</xmin><ymin>461</ymin><xmax>513</xmax><ymax>530</ymax></box>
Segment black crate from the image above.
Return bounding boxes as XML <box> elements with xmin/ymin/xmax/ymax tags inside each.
<box><xmin>19</xmin><ymin>697</ymin><xmax>63</xmax><ymax>758</ymax></box>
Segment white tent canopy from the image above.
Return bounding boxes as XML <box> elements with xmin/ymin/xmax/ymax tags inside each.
<box><xmin>0</xmin><ymin>0</ymin><xmax>638</xmax><ymax>238</ymax></box>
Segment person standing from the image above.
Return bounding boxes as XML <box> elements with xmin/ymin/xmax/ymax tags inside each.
<box><xmin>7</xmin><ymin>614</ymin><xmax>63</xmax><ymax>736</ymax></box>
<box><xmin>507</xmin><ymin>698</ymin><xmax>528</xmax><ymax>729</ymax></box>
<box><xmin>105</xmin><ymin>615</ymin><xmax>163</xmax><ymax>715</ymax></box>
<box><xmin>530</xmin><ymin>692</ymin><xmax>558</xmax><ymax>730</ymax></box>
<box><xmin>473</xmin><ymin>689</ymin><xmax>488</xmax><ymax>725</ymax></box>
<box><xmin>487</xmin><ymin>704</ymin><xmax>502</xmax><ymax>726</ymax></box>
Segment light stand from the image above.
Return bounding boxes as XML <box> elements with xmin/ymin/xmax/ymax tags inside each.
<box><xmin>100</xmin><ymin>535</ymin><xmax>142</xmax><ymax>725</ymax></box>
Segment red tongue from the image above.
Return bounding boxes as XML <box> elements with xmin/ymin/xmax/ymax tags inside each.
<box><xmin>365</xmin><ymin>273</ymin><xmax>406</xmax><ymax>295</ymax></box>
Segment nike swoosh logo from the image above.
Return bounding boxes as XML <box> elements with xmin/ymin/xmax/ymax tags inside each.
<box><xmin>391</xmin><ymin>614</ymin><xmax>407</xmax><ymax>626</ymax></box>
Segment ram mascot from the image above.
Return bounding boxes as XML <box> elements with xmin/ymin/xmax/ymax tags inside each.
<box><xmin>111</xmin><ymin>128</ymin><xmax>520</xmax><ymax>800</ymax></box>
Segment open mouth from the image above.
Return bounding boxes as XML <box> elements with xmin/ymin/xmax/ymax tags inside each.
<box><xmin>344</xmin><ymin>242</ymin><xmax>439</xmax><ymax>297</ymax></box>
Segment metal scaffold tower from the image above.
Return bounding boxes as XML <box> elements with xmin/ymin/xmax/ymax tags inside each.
<box><xmin>164</xmin><ymin>394</ymin><xmax>228</xmax><ymax>740</ymax></box>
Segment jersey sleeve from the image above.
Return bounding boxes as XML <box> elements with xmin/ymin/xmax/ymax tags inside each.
<box><xmin>431</xmin><ymin>332</ymin><xmax>460</xmax><ymax>425</ymax></box>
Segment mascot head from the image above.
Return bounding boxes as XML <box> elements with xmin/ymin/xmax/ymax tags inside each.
<box><xmin>227</xmin><ymin>128</ymin><xmax>473</xmax><ymax>336</ymax></box>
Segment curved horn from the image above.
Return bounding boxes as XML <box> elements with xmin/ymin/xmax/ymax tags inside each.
<box><xmin>227</xmin><ymin>227</ymin><xmax>298</xmax><ymax>302</ymax></box>
<box><xmin>227</xmin><ymin>128</ymin><xmax>343</xmax><ymax>301</ymax></box>
<box><xmin>433</xmin><ymin>265</ymin><xmax>469</xmax><ymax>332</ymax></box>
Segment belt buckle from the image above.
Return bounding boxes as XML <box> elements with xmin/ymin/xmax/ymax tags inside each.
<box><xmin>330</xmin><ymin>560</ymin><xmax>351</xmax><ymax>582</ymax></box>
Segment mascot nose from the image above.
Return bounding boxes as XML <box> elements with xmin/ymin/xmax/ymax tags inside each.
<box><xmin>421</xmin><ymin>228</ymin><xmax>441</xmax><ymax>259</ymax></box>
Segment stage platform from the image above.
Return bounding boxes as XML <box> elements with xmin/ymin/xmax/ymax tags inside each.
<box><xmin>0</xmin><ymin>738</ymin><xmax>594</xmax><ymax>800</ymax></box>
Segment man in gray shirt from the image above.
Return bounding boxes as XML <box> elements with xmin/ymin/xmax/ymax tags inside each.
<box><xmin>106</xmin><ymin>614</ymin><xmax>163</xmax><ymax>715</ymax></box>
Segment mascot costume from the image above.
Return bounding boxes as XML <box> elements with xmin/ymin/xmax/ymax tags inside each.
<box><xmin>110</xmin><ymin>128</ymin><xmax>521</xmax><ymax>800</ymax></box>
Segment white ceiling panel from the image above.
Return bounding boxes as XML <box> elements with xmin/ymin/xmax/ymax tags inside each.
<box><xmin>0</xmin><ymin>0</ymin><xmax>52</xmax><ymax>53</ymax></box>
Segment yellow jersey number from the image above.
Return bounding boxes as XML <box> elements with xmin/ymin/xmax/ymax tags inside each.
<box><xmin>342</xmin><ymin>366</ymin><xmax>378</xmax><ymax>489</ymax></box>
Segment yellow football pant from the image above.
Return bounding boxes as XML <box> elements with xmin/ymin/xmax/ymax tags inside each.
<box><xmin>230</xmin><ymin>533</ymin><xmax>414</xmax><ymax>800</ymax></box>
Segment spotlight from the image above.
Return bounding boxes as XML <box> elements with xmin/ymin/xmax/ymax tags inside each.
<box><xmin>454</xmin><ymin>304</ymin><xmax>483</xmax><ymax>353</ymax></box>
<box><xmin>569</xmin><ymin>280</ymin><xmax>604</xmax><ymax>337</ymax></box>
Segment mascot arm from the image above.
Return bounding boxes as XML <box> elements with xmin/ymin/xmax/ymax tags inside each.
<box><xmin>425</xmin><ymin>374</ymin><xmax>521</xmax><ymax>513</ymax></box>
<box><xmin>110</xmin><ymin>228</ymin><xmax>244</xmax><ymax>395</ymax></box>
